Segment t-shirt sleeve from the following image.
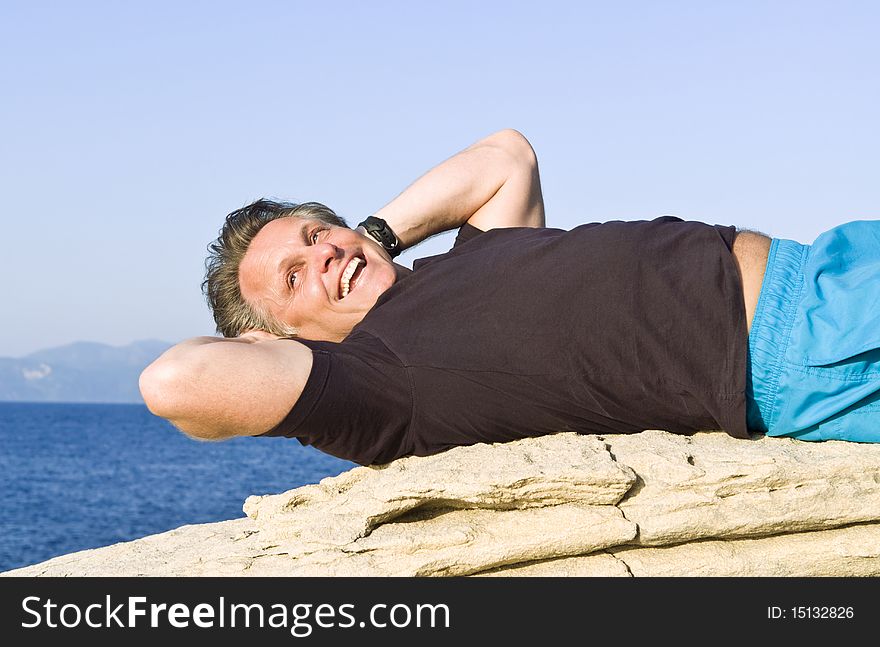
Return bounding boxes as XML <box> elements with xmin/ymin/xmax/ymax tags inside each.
<box><xmin>453</xmin><ymin>222</ymin><xmax>486</xmax><ymax>248</ymax></box>
<box><xmin>410</xmin><ymin>223</ymin><xmax>488</xmax><ymax>272</ymax></box>
<box><xmin>259</xmin><ymin>336</ymin><xmax>413</xmax><ymax>465</ymax></box>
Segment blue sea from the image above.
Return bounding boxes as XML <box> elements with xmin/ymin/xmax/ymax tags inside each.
<box><xmin>0</xmin><ymin>402</ymin><xmax>355</xmax><ymax>573</ymax></box>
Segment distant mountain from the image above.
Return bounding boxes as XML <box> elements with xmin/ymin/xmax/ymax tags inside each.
<box><xmin>0</xmin><ymin>340</ymin><xmax>173</xmax><ymax>403</ymax></box>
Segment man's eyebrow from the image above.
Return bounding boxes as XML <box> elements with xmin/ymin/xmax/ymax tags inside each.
<box><xmin>274</xmin><ymin>221</ymin><xmax>312</xmax><ymax>292</ymax></box>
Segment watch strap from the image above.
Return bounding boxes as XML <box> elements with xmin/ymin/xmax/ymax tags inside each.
<box><xmin>356</xmin><ymin>216</ymin><xmax>402</xmax><ymax>258</ymax></box>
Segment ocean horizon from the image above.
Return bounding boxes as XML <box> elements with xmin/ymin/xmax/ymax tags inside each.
<box><xmin>0</xmin><ymin>401</ymin><xmax>355</xmax><ymax>572</ymax></box>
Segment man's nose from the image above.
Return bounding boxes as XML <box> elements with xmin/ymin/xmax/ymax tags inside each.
<box><xmin>311</xmin><ymin>242</ymin><xmax>343</xmax><ymax>271</ymax></box>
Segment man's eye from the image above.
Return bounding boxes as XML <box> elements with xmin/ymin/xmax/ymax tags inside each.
<box><xmin>288</xmin><ymin>272</ymin><xmax>297</xmax><ymax>287</ymax></box>
<box><xmin>310</xmin><ymin>230</ymin><xmax>321</xmax><ymax>244</ymax></box>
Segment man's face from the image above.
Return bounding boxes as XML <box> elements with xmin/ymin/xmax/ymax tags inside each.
<box><xmin>238</xmin><ymin>217</ymin><xmax>401</xmax><ymax>341</ymax></box>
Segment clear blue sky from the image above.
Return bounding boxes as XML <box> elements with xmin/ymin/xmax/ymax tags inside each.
<box><xmin>1</xmin><ymin>1</ymin><xmax>878</xmax><ymax>357</ymax></box>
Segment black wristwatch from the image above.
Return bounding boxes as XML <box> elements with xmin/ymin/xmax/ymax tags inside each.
<box><xmin>356</xmin><ymin>216</ymin><xmax>403</xmax><ymax>258</ymax></box>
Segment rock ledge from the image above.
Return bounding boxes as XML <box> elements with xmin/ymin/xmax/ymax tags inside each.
<box><xmin>6</xmin><ymin>430</ymin><xmax>880</xmax><ymax>576</ymax></box>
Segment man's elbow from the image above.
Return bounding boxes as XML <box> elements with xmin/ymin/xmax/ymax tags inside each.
<box><xmin>140</xmin><ymin>359</ymin><xmax>179</xmax><ymax>420</ymax></box>
<box><xmin>485</xmin><ymin>128</ymin><xmax>539</xmax><ymax>170</ymax></box>
<box><xmin>139</xmin><ymin>360</ymin><xmax>229</xmax><ymax>441</ymax></box>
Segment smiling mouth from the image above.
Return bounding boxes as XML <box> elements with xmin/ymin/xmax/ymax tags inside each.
<box><xmin>339</xmin><ymin>257</ymin><xmax>365</xmax><ymax>298</ymax></box>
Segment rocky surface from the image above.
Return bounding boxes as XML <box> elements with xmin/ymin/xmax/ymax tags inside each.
<box><xmin>5</xmin><ymin>430</ymin><xmax>880</xmax><ymax>576</ymax></box>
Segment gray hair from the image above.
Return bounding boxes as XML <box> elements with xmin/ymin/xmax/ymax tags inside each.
<box><xmin>202</xmin><ymin>198</ymin><xmax>347</xmax><ymax>337</ymax></box>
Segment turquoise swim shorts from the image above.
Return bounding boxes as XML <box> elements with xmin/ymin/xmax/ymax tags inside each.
<box><xmin>746</xmin><ymin>220</ymin><xmax>880</xmax><ymax>442</ymax></box>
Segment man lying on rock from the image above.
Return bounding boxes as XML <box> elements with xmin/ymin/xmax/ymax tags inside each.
<box><xmin>140</xmin><ymin>129</ymin><xmax>880</xmax><ymax>466</ymax></box>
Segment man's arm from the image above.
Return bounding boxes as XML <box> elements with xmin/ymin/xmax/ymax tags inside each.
<box><xmin>367</xmin><ymin>129</ymin><xmax>545</xmax><ymax>250</ymax></box>
<box><xmin>139</xmin><ymin>332</ymin><xmax>311</xmax><ymax>440</ymax></box>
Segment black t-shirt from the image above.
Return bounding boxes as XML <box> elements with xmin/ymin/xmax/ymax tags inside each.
<box><xmin>262</xmin><ymin>217</ymin><xmax>749</xmax><ymax>465</ymax></box>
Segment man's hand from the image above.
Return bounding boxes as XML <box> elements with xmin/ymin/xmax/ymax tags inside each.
<box><xmin>238</xmin><ymin>329</ymin><xmax>284</xmax><ymax>343</ymax></box>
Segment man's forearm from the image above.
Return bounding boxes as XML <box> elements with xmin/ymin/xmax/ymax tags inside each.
<box><xmin>368</xmin><ymin>129</ymin><xmax>545</xmax><ymax>250</ymax></box>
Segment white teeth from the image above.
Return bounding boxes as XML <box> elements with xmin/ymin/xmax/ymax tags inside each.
<box><xmin>340</xmin><ymin>257</ymin><xmax>363</xmax><ymax>298</ymax></box>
